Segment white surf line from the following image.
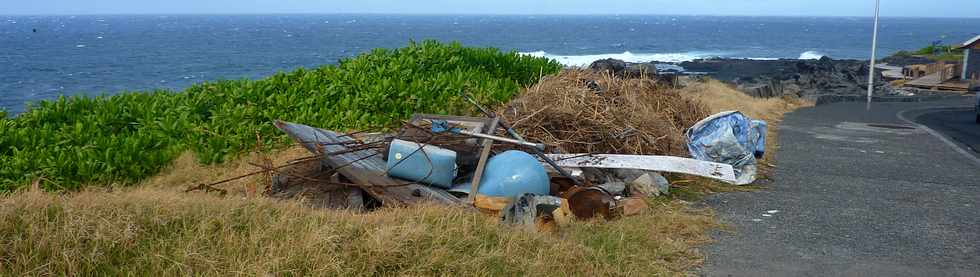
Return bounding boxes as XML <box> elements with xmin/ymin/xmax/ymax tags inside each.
<box><xmin>896</xmin><ymin>106</ymin><xmax>980</xmax><ymax>167</ymax></box>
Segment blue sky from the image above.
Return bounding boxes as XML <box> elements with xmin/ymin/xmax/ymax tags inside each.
<box><xmin>4</xmin><ymin>0</ymin><xmax>980</xmax><ymax>18</ymax></box>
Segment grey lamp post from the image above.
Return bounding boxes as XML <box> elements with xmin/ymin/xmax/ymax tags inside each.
<box><xmin>867</xmin><ymin>0</ymin><xmax>881</xmax><ymax>110</ymax></box>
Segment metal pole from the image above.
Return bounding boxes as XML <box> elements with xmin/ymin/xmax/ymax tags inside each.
<box><xmin>867</xmin><ymin>0</ymin><xmax>881</xmax><ymax>110</ymax></box>
<box><xmin>454</xmin><ymin>129</ymin><xmax>547</xmax><ymax>151</ymax></box>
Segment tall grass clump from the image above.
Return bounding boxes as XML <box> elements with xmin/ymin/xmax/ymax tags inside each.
<box><xmin>0</xmin><ymin>40</ymin><xmax>562</xmax><ymax>191</ymax></box>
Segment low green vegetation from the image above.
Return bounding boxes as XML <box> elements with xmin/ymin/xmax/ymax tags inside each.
<box><xmin>0</xmin><ymin>40</ymin><xmax>562</xmax><ymax>191</ymax></box>
<box><xmin>892</xmin><ymin>44</ymin><xmax>965</xmax><ymax>62</ymax></box>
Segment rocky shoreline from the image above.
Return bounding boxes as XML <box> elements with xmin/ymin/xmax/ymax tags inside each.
<box><xmin>590</xmin><ymin>57</ymin><xmax>897</xmax><ymax>99</ymax></box>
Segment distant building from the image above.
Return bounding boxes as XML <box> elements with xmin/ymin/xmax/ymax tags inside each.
<box><xmin>960</xmin><ymin>35</ymin><xmax>980</xmax><ymax>81</ymax></box>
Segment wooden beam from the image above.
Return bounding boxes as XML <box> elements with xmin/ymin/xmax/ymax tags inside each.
<box><xmin>468</xmin><ymin>117</ymin><xmax>499</xmax><ymax>203</ymax></box>
<box><xmin>542</xmin><ymin>154</ymin><xmax>738</xmax><ymax>184</ymax></box>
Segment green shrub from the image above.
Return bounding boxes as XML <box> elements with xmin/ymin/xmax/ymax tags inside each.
<box><xmin>913</xmin><ymin>44</ymin><xmax>963</xmax><ymax>56</ymax></box>
<box><xmin>0</xmin><ymin>40</ymin><xmax>562</xmax><ymax>191</ymax></box>
<box><xmin>891</xmin><ymin>44</ymin><xmax>965</xmax><ymax>62</ymax></box>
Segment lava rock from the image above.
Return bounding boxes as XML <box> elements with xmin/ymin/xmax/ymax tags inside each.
<box><xmin>628</xmin><ymin>172</ymin><xmax>670</xmax><ymax>196</ymax></box>
<box><xmin>679</xmin><ymin>57</ymin><xmax>893</xmax><ymax>98</ymax></box>
<box><xmin>589</xmin><ymin>58</ymin><xmax>658</xmax><ymax>79</ymax></box>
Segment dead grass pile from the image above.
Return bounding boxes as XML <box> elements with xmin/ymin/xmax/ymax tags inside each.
<box><xmin>500</xmin><ymin>70</ymin><xmax>710</xmax><ymax>156</ymax></box>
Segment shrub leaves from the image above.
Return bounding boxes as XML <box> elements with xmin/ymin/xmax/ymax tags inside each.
<box><xmin>0</xmin><ymin>41</ymin><xmax>562</xmax><ymax>191</ymax></box>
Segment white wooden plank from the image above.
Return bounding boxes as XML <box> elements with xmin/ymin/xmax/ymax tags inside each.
<box><xmin>543</xmin><ymin>154</ymin><xmax>737</xmax><ymax>184</ymax></box>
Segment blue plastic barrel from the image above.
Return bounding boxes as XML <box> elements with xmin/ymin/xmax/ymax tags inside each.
<box><xmin>475</xmin><ymin>150</ymin><xmax>550</xmax><ymax>197</ymax></box>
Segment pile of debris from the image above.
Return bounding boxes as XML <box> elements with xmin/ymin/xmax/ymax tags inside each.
<box><xmin>188</xmin><ymin>72</ymin><xmax>769</xmax><ymax>232</ymax></box>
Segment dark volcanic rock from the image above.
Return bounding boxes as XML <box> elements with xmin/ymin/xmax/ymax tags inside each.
<box><xmin>679</xmin><ymin>57</ymin><xmax>892</xmax><ymax>98</ymax></box>
<box><xmin>589</xmin><ymin>58</ymin><xmax>657</xmax><ymax>79</ymax></box>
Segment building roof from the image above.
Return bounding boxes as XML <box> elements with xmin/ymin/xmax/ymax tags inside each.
<box><xmin>959</xmin><ymin>34</ymin><xmax>980</xmax><ymax>49</ymax></box>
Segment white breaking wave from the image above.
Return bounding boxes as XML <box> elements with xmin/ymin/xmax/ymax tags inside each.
<box><xmin>521</xmin><ymin>50</ymin><xmax>826</xmax><ymax>67</ymax></box>
<box><xmin>741</xmin><ymin>57</ymin><xmax>780</xmax><ymax>61</ymax></box>
<box><xmin>799</xmin><ymin>51</ymin><xmax>826</xmax><ymax>60</ymax></box>
<box><xmin>520</xmin><ymin>51</ymin><xmax>720</xmax><ymax>67</ymax></box>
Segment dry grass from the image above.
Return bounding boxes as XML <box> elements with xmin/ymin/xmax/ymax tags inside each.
<box><xmin>681</xmin><ymin>78</ymin><xmax>808</xmax><ymax>126</ymax></box>
<box><xmin>0</xmin><ymin>185</ymin><xmax>715</xmax><ymax>276</ymax></box>
<box><xmin>0</xmin><ymin>73</ymin><xmax>810</xmax><ymax>276</ymax></box>
<box><xmin>141</xmin><ymin>146</ymin><xmax>313</xmax><ymax>197</ymax></box>
<box><xmin>500</xmin><ymin>70</ymin><xmax>709</xmax><ymax>157</ymax></box>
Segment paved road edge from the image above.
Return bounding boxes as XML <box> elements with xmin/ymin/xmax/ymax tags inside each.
<box><xmin>896</xmin><ymin>106</ymin><xmax>980</xmax><ymax>167</ymax></box>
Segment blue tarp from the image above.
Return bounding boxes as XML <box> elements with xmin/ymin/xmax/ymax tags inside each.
<box><xmin>686</xmin><ymin>111</ymin><xmax>767</xmax><ymax>185</ymax></box>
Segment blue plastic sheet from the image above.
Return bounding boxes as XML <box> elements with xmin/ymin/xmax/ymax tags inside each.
<box><xmin>685</xmin><ymin>111</ymin><xmax>767</xmax><ymax>185</ymax></box>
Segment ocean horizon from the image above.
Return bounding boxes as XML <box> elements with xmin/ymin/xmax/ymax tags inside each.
<box><xmin>2</xmin><ymin>14</ymin><xmax>978</xmax><ymax>114</ymax></box>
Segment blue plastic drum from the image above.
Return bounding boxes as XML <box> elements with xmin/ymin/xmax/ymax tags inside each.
<box><xmin>476</xmin><ymin>150</ymin><xmax>550</xmax><ymax>197</ymax></box>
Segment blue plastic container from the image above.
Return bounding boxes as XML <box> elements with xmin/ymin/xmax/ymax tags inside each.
<box><xmin>386</xmin><ymin>139</ymin><xmax>457</xmax><ymax>189</ymax></box>
<box><xmin>474</xmin><ymin>150</ymin><xmax>550</xmax><ymax>198</ymax></box>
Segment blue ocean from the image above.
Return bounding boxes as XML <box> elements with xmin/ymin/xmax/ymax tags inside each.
<box><xmin>1</xmin><ymin>15</ymin><xmax>978</xmax><ymax>114</ymax></box>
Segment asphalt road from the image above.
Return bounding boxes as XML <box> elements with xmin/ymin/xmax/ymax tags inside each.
<box><xmin>914</xmin><ymin>108</ymin><xmax>980</xmax><ymax>159</ymax></box>
<box><xmin>701</xmin><ymin>97</ymin><xmax>980</xmax><ymax>276</ymax></box>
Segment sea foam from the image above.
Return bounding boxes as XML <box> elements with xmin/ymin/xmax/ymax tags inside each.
<box><xmin>519</xmin><ymin>51</ymin><xmax>717</xmax><ymax>67</ymax></box>
<box><xmin>799</xmin><ymin>51</ymin><xmax>826</xmax><ymax>60</ymax></box>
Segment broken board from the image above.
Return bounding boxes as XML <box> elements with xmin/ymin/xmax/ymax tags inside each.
<box><xmin>274</xmin><ymin>120</ymin><xmax>465</xmax><ymax>207</ymax></box>
<box><xmin>543</xmin><ymin>154</ymin><xmax>738</xmax><ymax>184</ymax></box>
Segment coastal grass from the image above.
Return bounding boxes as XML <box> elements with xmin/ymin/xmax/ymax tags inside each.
<box><xmin>0</xmin><ymin>40</ymin><xmax>562</xmax><ymax>191</ymax></box>
<box><xmin>0</xmin><ymin>185</ymin><xmax>716</xmax><ymax>276</ymax></box>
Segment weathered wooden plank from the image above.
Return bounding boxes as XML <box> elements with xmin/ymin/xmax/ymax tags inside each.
<box><xmin>274</xmin><ymin>120</ymin><xmax>465</xmax><ymax>207</ymax></box>
<box><xmin>543</xmin><ymin>154</ymin><xmax>738</xmax><ymax>184</ymax></box>
<box><xmin>468</xmin><ymin>117</ymin><xmax>499</xmax><ymax>203</ymax></box>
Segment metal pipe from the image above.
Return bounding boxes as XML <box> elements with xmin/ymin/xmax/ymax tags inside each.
<box><xmin>454</xmin><ymin>129</ymin><xmax>546</xmax><ymax>150</ymax></box>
